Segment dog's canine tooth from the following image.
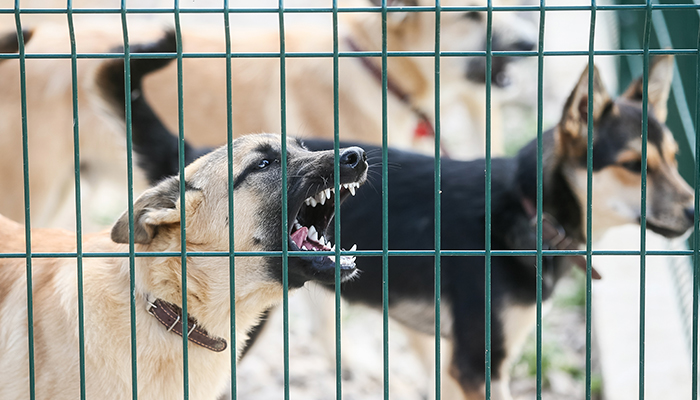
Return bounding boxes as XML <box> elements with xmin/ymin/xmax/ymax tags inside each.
<box><xmin>325</xmin><ymin>188</ymin><xmax>332</xmax><ymax>199</ymax></box>
<box><xmin>309</xmin><ymin>226</ymin><xmax>318</xmax><ymax>242</ymax></box>
<box><xmin>349</xmin><ymin>185</ymin><xmax>356</xmax><ymax>196</ymax></box>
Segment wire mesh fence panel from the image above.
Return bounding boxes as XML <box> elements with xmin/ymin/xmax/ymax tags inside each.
<box><xmin>0</xmin><ymin>1</ymin><xmax>698</xmax><ymax>400</ymax></box>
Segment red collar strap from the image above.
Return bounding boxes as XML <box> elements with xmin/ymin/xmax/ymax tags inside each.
<box><xmin>147</xmin><ymin>298</ymin><xmax>227</xmax><ymax>352</ymax></box>
<box><xmin>520</xmin><ymin>197</ymin><xmax>602</xmax><ymax>280</ymax></box>
<box><xmin>346</xmin><ymin>39</ymin><xmax>450</xmax><ymax>158</ymax></box>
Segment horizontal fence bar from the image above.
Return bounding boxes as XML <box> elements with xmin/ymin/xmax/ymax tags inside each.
<box><xmin>2</xmin><ymin>49</ymin><xmax>698</xmax><ymax>60</ymax></box>
<box><xmin>0</xmin><ymin>249</ymin><xmax>692</xmax><ymax>259</ymax></box>
<box><xmin>2</xmin><ymin>4</ymin><xmax>700</xmax><ymax>14</ymax></box>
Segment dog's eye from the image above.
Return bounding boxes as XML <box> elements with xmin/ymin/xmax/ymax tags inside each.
<box><xmin>464</xmin><ymin>11</ymin><xmax>482</xmax><ymax>21</ymax></box>
<box><xmin>620</xmin><ymin>160</ymin><xmax>643</xmax><ymax>173</ymax></box>
<box><xmin>257</xmin><ymin>159</ymin><xmax>271</xmax><ymax>169</ymax></box>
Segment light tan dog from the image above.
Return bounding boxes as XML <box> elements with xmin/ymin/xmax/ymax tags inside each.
<box><xmin>0</xmin><ymin>1</ymin><xmax>533</xmax><ymax>230</ymax></box>
<box><xmin>0</xmin><ymin>132</ymin><xmax>368</xmax><ymax>399</ymax></box>
<box><xmin>0</xmin><ymin>23</ymin><xmax>163</xmax><ymax>230</ymax></box>
<box><xmin>144</xmin><ymin>0</ymin><xmax>536</xmax><ymax>160</ymax></box>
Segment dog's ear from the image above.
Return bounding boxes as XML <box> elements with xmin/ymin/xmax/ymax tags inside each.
<box><xmin>558</xmin><ymin>64</ymin><xmax>612</xmax><ymax>153</ymax></box>
<box><xmin>111</xmin><ymin>177</ymin><xmax>203</xmax><ymax>244</ymax></box>
<box><xmin>621</xmin><ymin>54</ymin><xmax>673</xmax><ymax>122</ymax></box>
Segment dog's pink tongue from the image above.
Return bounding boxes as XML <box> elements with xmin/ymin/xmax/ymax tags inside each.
<box><xmin>291</xmin><ymin>227</ymin><xmax>308</xmax><ymax>248</ymax></box>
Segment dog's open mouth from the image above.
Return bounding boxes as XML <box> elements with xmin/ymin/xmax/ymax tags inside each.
<box><xmin>289</xmin><ymin>181</ymin><xmax>363</xmax><ymax>281</ymax></box>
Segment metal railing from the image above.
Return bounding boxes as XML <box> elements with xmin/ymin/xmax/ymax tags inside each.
<box><xmin>2</xmin><ymin>1</ymin><xmax>699</xmax><ymax>399</ymax></box>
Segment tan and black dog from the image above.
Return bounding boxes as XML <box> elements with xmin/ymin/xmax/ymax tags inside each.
<box><xmin>0</xmin><ymin>119</ymin><xmax>367</xmax><ymax>397</ymax></box>
<box><xmin>116</xmin><ymin>49</ymin><xmax>694</xmax><ymax>399</ymax></box>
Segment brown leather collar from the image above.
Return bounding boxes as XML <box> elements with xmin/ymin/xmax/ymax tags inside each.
<box><xmin>520</xmin><ymin>197</ymin><xmax>602</xmax><ymax>280</ymax></box>
<box><xmin>346</xmin><ymin>39</ymin><xmax>450</xmax><ymax>158</ymax></box>
<box><xmin>147</xmin><ymin>298</ymin><xmax>227</xmax><ymax>352</ymax></box>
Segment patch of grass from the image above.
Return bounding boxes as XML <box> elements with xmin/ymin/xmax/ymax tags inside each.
<box><xmin>555</xmin><ymin>267</ymin><xmax>587</xmax><ymax>309</ymax></box>
<box><xmin>512</xmin><ymin>324</ymin><xmax>586</xmax><ymax>389</ymax></box>
<box><xmin>590</xmin><ymin>373</ymin><xmax>603</xmax><ymax>398</ymax></box>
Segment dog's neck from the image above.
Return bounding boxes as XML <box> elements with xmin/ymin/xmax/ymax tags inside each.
<box><xmin>515</xmin><ymin>129</ymin><xmax>585</xmax><ymax>246</ymax></box>
<box><xmin>129</xmin><ymin>245</ymin><xmax>284</xmax><ymax>360</ymax></box>
<box><xmin>341</xmin><ymin>14</ymin><xmax>432</xmax><ymax>107</ymax></box>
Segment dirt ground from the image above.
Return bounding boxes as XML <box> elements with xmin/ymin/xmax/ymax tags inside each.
<box><xmin>234</xmin><ymin>271</ymin><xmax>599</xmax><ymax>400</ymax></box>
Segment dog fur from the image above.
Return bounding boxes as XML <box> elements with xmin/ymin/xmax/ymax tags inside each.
<box><xmin>306</xmin><ymin>55</ymin><xmax>695</xmax><ymax>399</ymax></box>
<box><xmin>118</xmin><ymin>51</ymin><xmax>694</xmax><ymax>399</ymax></box>
<box><xmin>0</xmin><ymin>3</ymin><xmax>534</xmax><ymax>232</ymax></box>
<box><xmin>0</xmin><ymin>23</ymin><xmax>163</xmax><ymax>230</ymax></box>
<box><xmin>140</xmin><ymin>0</ymin><xmax>535</xmax><ymax>160</ymax></box>
<box><xmin>0</xmin><ymin>123</ymin><xmax>368</xmax><ymax>398</ymax></box>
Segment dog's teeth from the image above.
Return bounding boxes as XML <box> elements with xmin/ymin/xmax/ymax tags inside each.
<box><xmin>309</xmin><ymin>197</ymin><xmax>317</xmax><ymax>207</ymax></box>
<box><xmin>325</xmin><ymin>188</ymin><xmax>332</xmax><ymax>199</ymax></box>
<box><xmin>309</xmin><ymin>226</ymin><xmax>318</xmax><ymax>242</ymax></box>
<box><xmin>318</xmin><ymin>191</ymin><xmax>326</xmax><ymax>205</ymax></box>
<box><xmin>302</xmin><ymin>245</ymin><xmax>308</xmax><ymax>250</ymax></box>
<box><xmin>319</xmin><ymin>236</ymin><xmax>326</xmax><ymax>245</ymax></box>
<box><xmin>349</xmin><ymin>185</ymin><xmax>356</xmax><ymax>196</ymax></box>
<box><xmin>343</xmin><ymin>184</ymin><xmax>349</xmax><ymax>190</ymax></box>
<box><xmin>331</xmin><ymin>244</ymin><xmax>335</xmax><ymax>251</ymax></box>
<box><xmin>349</xmin><ymin>244</ymin><xmax>357</xmax><ymax>252</ymax></box>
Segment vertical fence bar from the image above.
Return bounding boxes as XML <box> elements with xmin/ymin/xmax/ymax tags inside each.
<box><xmin>484</xmin><ymin>1</ymin><xmax>493</xmax><ymax>398</ymax></box>
<box><xmin>223</xmin><ymin>1</ymin><xmax>237</xmax><ymax>399</ymax></box>
<box><xmin>693</xmin><ymin>25</ymin><xmax>700</xmax><ymax>400</ymax></box>
<box><xmin>65</xmin><ymin>1</ymin><xmax>86</xmax><ymax>398</ymax></box>
<box><xmin>433</xmin><ymin>1</ymin><xmax>442</xmax><ymax>400</ymax></box>
<box><xmin>332</xmin><ymin>0</ymin><xmax>343</xmax><ymax>398</ymax></box>
<box><xmin>585</xmin><ymin>2</ymin><xmax>596</xmax><ymax>400</ymax></box>
<box><xmin>172</xmin><ymin>1</ymin><xmax>190</xmax><ymax>398</ymax></box>
<box><xmin>535</xmin><ymin>0</ymin><xmax>546</xmax><ymax>398</ymax></box>
<box><xmin>381</xmin><ymin>1</ymin><xmax>390</xmax><ymax>399</ymax></box>
<box><xmin>118</xmin><ymin>2</ymin><xmax>138</xmax><ymax>398</ymax></box>
<box><xmin>639</xmin><ymin>2</ymin><xmax>653</xmax><ymax>398</ymax></box>
<box><xmin>277</xmin><ymin>1</ymin><xmax>290</xmax><ymax>399</ymax></box>
<box><xmin>13</xmin><ymin>3</ymin><xmax>35</xmax><ymax>398</ymax></box>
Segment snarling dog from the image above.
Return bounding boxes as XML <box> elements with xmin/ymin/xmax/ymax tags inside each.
<box><xmin>0</xmin><ymin>98</ymin><xmax>367</xmax><ymax>400</ymax></box>
<box><xmin>115</xmin><ymin>51</ymin><xmax>694</xmax><ymax>398</ymax></box>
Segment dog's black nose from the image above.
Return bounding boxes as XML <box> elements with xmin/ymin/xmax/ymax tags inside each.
<box><xmin>340</xmin><ymin>147</ymin><xmax>366</xmax><ymax>169</ymax></box>
<box><xmin>511</xmin><ymin>39</ymin><xmax>536</xmax><ymax>51</ymax></box>
<box><xmin>685</xmin><ymin>207</ymin><xmax>695</xmax><ymax>222</ymax></box>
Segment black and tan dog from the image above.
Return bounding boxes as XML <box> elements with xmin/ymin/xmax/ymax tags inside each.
<box><xmin>0</xmin><ymin>71</ymin><xmax>367</xmax><ymax>400</ymax></box>
<box><xmin>105</xmin><ymin>45</ymin><xmax>693</xmax><ymax>399</ymax></box>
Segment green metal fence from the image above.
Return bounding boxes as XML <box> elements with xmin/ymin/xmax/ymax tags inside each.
<box><xmin>1</xmin><ymin>1</ymin><xmax>699</xmax><ymax>400</ymax></box>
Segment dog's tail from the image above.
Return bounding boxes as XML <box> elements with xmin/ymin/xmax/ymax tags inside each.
<box><xmin>95</xmin><ymin>30</ymin><xmax>211</xmax><ymax>185</ymax></box>
<box><xmin>0</xmin><ymin>29</ymin><xmax>34</xmax><ymax>62</ymax></box>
